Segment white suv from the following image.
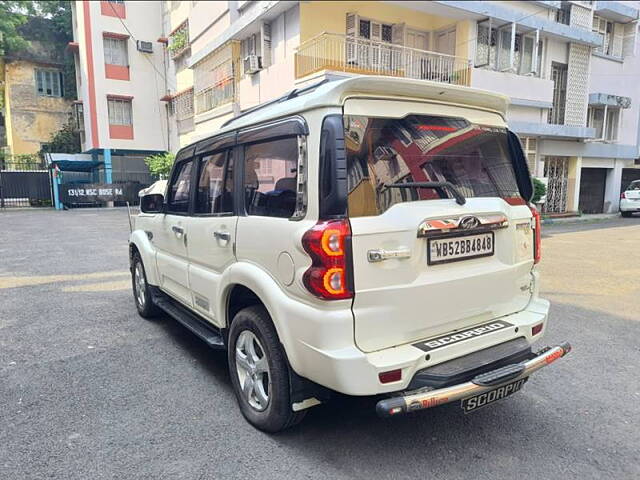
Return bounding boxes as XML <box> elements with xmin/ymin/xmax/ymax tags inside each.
<box><xmin>130</xmin><ymin>77</ymin><xmax>571</xmax><ymax>432</ymax></box>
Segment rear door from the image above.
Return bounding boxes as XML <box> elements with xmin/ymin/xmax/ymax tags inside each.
<box><xmin>154</xmin><ymin>154</ymin><xmax>194</xmax><ymax>306</ymax></box>
<box><xmin>343</xmin><ymin>101</ymin><xmax>535</xmax><ymax>352</ymax></box>
<box><xmin>186</xmin><ymin>148</ymin><xmax>238</xmax><ymax>326</ymax></box>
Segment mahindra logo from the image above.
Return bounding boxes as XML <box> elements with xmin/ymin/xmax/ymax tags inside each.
<box><xmin>459</xmin><ymin>216</ymin><xmax>480</xmax><ymax>230</ymax></box>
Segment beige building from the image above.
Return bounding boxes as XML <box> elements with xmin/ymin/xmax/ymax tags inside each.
<box><xmin>2</xmin><ymin>18</ymin><xmax>74</xmax><ymax>155</ymax></box>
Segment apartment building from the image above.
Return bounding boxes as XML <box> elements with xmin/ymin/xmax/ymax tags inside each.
<box><xmin>85</xmin><ymin>1</ymin><xmax>639</xmax><ymax>214</ymax></box>
<box><xmin>69</xmin><ymin>0</ymin><xmax>169</xmax><ymax>184</ymax></box>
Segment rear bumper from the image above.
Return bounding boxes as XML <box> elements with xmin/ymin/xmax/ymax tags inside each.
<box><xmin>290</xmin><ymin>296</ymin><xmax>551</xmax><ymax>396</ymax></box>
<box><xmin>376</xmin><ymin>342</ymin><xmax>571</xmax><ymax>417</ymax></box>
<box><xmin>620</xmin><ymin>199</ymin><xmax>640</xmax><ymax>212</ymax></box>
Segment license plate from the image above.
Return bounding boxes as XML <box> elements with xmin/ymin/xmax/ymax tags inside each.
<box><xmin>427</xmin><ymin>232</ymin><xmax>494</xmax><ymax>265</ymax></box>
<box><xmin>461</xmin><ymin>377</ymin><xmax>528</xmax><ymax>413</ymax></box>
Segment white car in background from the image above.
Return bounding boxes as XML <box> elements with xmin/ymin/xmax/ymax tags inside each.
<box><xmin>620</xmin><ymin>180</ymin><xmax>640</xmax><ymax>217</ymax></box>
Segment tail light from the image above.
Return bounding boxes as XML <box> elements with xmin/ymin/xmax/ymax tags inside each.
<box><xmin>529</xmin><ymin>205</ymin><xmax>541</xmax><ymax>264</ymax></box>
<box><xmin>621</xmin><ymin>192</ymin><xmax>626</xmax><ymax>199</ymax></box>
<box><xmin>302</xmin><ymin>219</ymin><xmax>353</xmax><ymax>300</ymax></box>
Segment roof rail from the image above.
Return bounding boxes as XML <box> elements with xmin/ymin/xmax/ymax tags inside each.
<box><xmin>220</xmin><ymin>78</ymin><xmax>331</xmax><ymax>129</ymax></box>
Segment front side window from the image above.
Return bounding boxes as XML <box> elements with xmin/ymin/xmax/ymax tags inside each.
<box><xmin>344</xmin><ymin>114</ymin><xmax>523</xmax><ymax>217</ymax></box>
<box><xmin>104</xmin><ymin>37</ymin><xmax>128</xmax><ymax>66</ymax></box>
<box><xmin>167</xmin><ymin>160</ymin><xmax>194</xmax><ymax>213</ymax></box>
<box><xmin>108</xmin><ymin>98</ymin><xmax>132</xmax><ymax>125</ymax></box>
<box><xmin>195</xmin><ymin>151</ymin><xmax>234</xmax><ymax>215</ymax></box>
<box><xmin>35</xmin><ymin>69</ymin><xmax>63</xmax><ymax>97</ymax></box>
<box><xmin>243</xmin><ymin>137</ymin><xmax>298</xmax><ymax>218</ymax></box>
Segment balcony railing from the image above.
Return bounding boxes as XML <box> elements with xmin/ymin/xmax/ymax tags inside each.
<box><xmin>295</xmin><ymin>32</ymin><xmax>472</xmax><ymax>86</ymax></box>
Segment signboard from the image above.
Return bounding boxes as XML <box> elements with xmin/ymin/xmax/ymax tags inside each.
<box><xmin>60</xmin><ymin>183</ymin><xmax>142</xmax><ymax>204</ymax></box>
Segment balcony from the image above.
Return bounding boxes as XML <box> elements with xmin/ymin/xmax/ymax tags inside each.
<box><xmin>295</xmin><ymin>32</ymin><xmax>472</xmax><ymax>87</ymax></box>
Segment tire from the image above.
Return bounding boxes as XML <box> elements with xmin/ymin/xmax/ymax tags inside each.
<box><xmin>228</xmin><ymin>305</ymin><xmax>306</xmax><ymax>432</ymax></box>
<box><xmin>131</xmin><ymin>252</ymin><xmax>160</xmax><ymax>319</ymax></box>
<box><xmin>621</xmin><ymin>211</ymin><xmax>632</xmax><ymax>218</ymax></box>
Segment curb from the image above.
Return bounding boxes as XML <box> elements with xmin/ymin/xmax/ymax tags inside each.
<box><xmin>542</xmin><ymin>214</ymin><xmax>620</xmax><ymax>225</ymax></box>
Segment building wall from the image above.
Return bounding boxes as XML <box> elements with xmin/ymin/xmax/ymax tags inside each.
<box><xmin>73</xmin><ymin>0</ymin><xmax>167</xmax><ymax>152</ymax></box>
<box><xmin>3</xmin><ymin>60</ymin><xmax>73</xmax><ymax>155</ymax></box>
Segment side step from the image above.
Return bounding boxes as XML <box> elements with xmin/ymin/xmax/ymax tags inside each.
<box><xmin>151</xmin><ymin>289</ymin><xmax>225</xmax><ymax>349</ymax></box>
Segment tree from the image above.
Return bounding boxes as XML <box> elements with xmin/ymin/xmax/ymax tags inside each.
<box><xmin>144</xmin><ymin>153</ymin><xmax>175</xmax><ymax>179</ymax></box>
<box><xmin>0</xmin><ymin>2</ymin><xmax>30</xmax><ymax>55</ymax></box>
<box><xmin>40</xmin><ymin>116</ymin><xmax>81</xmax><ymax>155</ymax></box>
<box><xmin>532</xmin><ymin>178</ymin><xmax>547</xmax><ymax>204</ymax></box>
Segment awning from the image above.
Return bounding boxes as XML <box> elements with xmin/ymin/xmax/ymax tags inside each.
<box><xmin>50</xmin><ymin>159</ymin><xmax>103</xmax><ymax>172</ymax></box>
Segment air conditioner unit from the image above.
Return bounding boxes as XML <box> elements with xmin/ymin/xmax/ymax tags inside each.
<box><xmin>243</xmin><ymin>55</ymin><xmax>262</xmax><ymax>75</ymax></box>
<box><xmin>137</xmin><ymin>40</ymin><xmax>153</xmax><ymax>54</ymax></box>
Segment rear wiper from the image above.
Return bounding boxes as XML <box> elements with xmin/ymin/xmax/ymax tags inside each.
<box><xmin>387</xmin><ymin>182</ymin><xmax>466</xmax><ymax>206</ymax></box>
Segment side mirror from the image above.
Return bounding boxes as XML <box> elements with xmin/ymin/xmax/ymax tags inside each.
<box><xmin>140</xmin><ymin>194</ymin><xmax>164</xmax><ymax>214</ymax></box>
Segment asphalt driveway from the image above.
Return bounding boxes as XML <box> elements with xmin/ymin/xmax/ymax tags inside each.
<box><xmin>1</xmin><ymin>209</ymin><xmax>639</xmax><ymax>479</ymax></box>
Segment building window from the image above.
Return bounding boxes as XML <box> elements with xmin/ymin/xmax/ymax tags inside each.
<box><xmin>475</xmin><ymin>23</ymin><xmax>542</xmax><ymax>77</ymax></box>
<box><xmin>35</xmin><ymin>69</ymin><xmax>63</xmax><ymax>97</ymax></box>
<box><xmin>593</xmin><ymin>15</ymin><xmax>623</xmax><ymax>57</ymax></box>
<box><xmin>173</xmin><ymin>88</ymin><xmax>194</xmax><ymax>134</ymax></box>
<box><xmin>104</xmin><ymin>37</ymin><xmax>128</xmax><ymax>66</ymax></box>
<box><xmin>169</xmin><ymin>21</ymin><xmax>190</xmax><ymax>59</ymax></box>
<box><xmin>108</xmin><ymin>98</ymin><xmax>132</xmax><ymax>125</ymax></box>
<box><xmin>74</xmin><ymin>102</ymin><xmax>84</xmax><ymax>131</ymax></box>
<box><xmin>193</xmin><ymin>43</ymin><xmax>236</xmax><ymax>114</ymax></box>
<box><xmin>548</xmin><ymin>62</ymin><xmax>568</xmax><ymax>125</ymax></box>
<box><xmin>101</xmin><ymin>0</ymin><xmax>126</xmax><ymax>19</ymax></box>
<box><xmin>556</xmin><ymin>2</ymin><xmax>571</xmax><ymax>25</ymax></box>
<box><xmin>588</xmin><ymin>106</ymin><xmax>620</xmax><ymax>141</ymax></box>
<box><xmin>521</xmin><ymin>137</ymin><xmax>538</xmax><ymax>175</ymax></box>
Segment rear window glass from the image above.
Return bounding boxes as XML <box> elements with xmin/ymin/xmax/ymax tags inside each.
<box><xmin>344</xmin><ymin>114</ymin><xmax>522</xmax><ymax>217</ymax></box>
<box><xmin>628</xmin><ymin>181</ymin><xmax>640</xmax><ymax>190</ymax></box>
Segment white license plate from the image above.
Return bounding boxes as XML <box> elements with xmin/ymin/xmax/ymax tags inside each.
<box><xmin>427</xmin><ymin>232</ymin><xmax>494</xmax><ymax>265</ymax></box>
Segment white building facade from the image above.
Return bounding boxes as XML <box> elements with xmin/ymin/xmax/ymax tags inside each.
<box><xmin>72</xmin><ymin>1</ymin><xmax>640</xmax><ymax>213</ymax></box>
<box><xmin>70</xmin><ymin>0</ymin><xmax>169</xmax><ymax>184</ymax></box>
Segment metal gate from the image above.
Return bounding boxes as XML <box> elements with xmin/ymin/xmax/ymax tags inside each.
<box><xmin>0</xmin><ymin>157</ymin><xmax>52</xmax><ymax>208</ymax></box>
<box><xmin>543</xmin><ymin>156</ymin><xmax>569</xmax><ymax>213</ymax></box>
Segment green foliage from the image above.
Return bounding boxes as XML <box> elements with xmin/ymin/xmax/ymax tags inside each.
<box><xmin>532</xmin><ymin>178</ymin><xmax>547</xmax><ymax>204</ymax></box>
<box><xmin>144</xmin><ymin>152</ymin><xmax>175</xmax><ymax>179</ymax></box>
<box><xmin>31</xmin><ymin>1</ymin><xmax>73</xmax><ymax>39</ymax></box>
<box><xmin>168</xmin><ymin>29</ymin><xmax>188</xmax><ymax>54</ymax></box>
<box><xmin>40</xmin><ymin>115</ymin><xmax>81</xmax><ymax>154</ymax></box>
<box><xmin>0</xmin><ymin>1</ymin><xmax>31</xmax><ymax>55</ymax></box>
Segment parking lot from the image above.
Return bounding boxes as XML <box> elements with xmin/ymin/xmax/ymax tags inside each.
<box><xmin>1</xmin><ymin>209</ymin><xmax>639</xmax><ymax>479</ymax></box>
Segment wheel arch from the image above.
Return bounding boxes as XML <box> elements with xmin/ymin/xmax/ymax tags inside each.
<box><xmin>129</xmin><ymin>230</ymin><xmax>159</xmax><ymax>285</ymax></box>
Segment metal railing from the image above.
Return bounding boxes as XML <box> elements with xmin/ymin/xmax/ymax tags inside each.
<box><xmin>295</xmin><ymin>32</ymin><xmax>472</xmax><ymax>86</ymax></box>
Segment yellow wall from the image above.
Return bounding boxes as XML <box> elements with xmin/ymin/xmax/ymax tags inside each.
<box><xmin>4</xmin><ymin>60</ymin><xmax>72</xmax><ymax>154</ymax></box>
<box><xmin>299</xmin><ymin>1</ymin><xmax>470</xmax><ymax>58</ymax></box>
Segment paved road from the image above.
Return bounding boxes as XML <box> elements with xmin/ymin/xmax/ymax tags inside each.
<box><xmin>1</xmin><ymin>209</ymin><xmax>639</xmax><ymax>480</ymax></box>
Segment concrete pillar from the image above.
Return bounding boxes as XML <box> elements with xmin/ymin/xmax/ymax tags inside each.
<box><xmin>567</xmin><ymin>156</ymin><xmax>582</xmax><ymax>213</ymax></box>
<box><xmin>604</xmin><ymin>160</ymin><xmax>623</xmax><ymax>213</ymax></box>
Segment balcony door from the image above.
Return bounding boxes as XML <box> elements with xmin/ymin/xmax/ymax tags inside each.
<box><xmin>435</xmin><ymin>28</ymin><xmax>456</xmax><ymax>56</ymax></box>
<box><xmin>549</xmin><ymin>62</ymin><xmax>568</xmax><ymax>125</ymax></box>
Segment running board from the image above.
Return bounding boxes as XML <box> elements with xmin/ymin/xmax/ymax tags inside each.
<box><xmin>151</xmin><ymin>289</ymin><xmax>225</xmax><ymax>349</ymax></box>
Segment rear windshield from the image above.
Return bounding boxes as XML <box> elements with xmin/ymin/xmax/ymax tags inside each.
<box><xmin>344</xmin><ymin>114</ymin><xmax>523</xmax><ymax>217</ymax></box>
<box><xmin>628</xmin><ymin>181</ymin><xmax>640</xmax><ymax>190</ymax></box>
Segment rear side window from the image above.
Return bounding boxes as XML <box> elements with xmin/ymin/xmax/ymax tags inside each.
<box><xmin>167</xmin><ymin>159</ymin><xmax>194</xmax><ymax>214</ymax></box>
<box><xmin>195</xmin><ymin>150</ymin><xmax>234</xmax><ymax>215</ymax></box>
<box><xmin>344</xmin><ymin>114</ymin><xmax>522</xmax><ymax>217</ymax></box>
<box><xmin>243</xmin><ymin>137</ymin><xmax>298</xmax><ymax>218</ymax></box>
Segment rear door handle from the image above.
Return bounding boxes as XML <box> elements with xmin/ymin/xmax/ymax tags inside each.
<box><xmin>214</xmin><ymin>231</ymin><xmax>231</xmax><ymax>242</ymax></box>
<box><xmin>172</xmin><ymin>225</ymin><xmax>184</xmax><ymax>238</ymax></box>
<box><xmin>368</xmin><ymin>247</ymin><xmax>411</xmax><ymax>263</ymax></box>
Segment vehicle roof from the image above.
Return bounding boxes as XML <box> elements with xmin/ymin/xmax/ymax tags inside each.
<box><xmin>215</xmin><ymin>76</ymin><xmax>510</xmax><ymax>137</ymax></box>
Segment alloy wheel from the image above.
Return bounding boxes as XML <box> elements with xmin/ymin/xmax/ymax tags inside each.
<box><xmin>235</xmin><ymin>330</ymin><xmax>270</xmax><ymax>411</ymax></box>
